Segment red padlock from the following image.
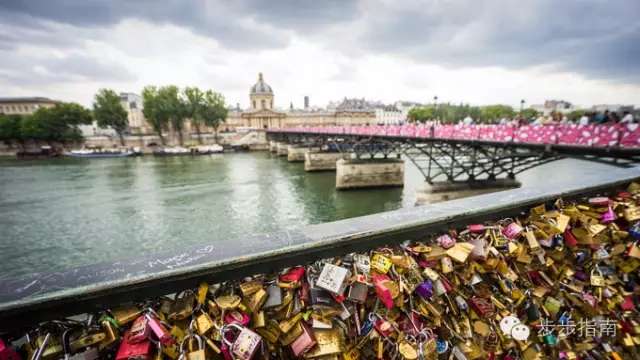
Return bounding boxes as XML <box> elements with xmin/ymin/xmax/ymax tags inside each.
<box><xmin>116</xmin><ymin>331</ymin><xmax>152</xmax><ymax>360</ymax></box>
<box><xmin>280</xmin><ymin>267</ymin><xmax>305</xmax><ymax>283</ymax></box>
<box><xmin>0</xmin><ymin>339</ymin><xmax>20</xmax><ymax>360</ymax></box>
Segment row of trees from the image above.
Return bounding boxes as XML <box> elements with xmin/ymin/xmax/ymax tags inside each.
<box><xmin>142</xmin><ymin>86</ymin><xmax>227</xmax><ymax>146</ymax></box>
<box><xmin>407</xmin><ymin>104</ymin><xmax>539</xmax><ymax>124</ymax></box>
<box><xmin>0</xmin><ymin>86</ymin><xmax>228</xmax><ymax>147</ymax></box>
<box><xmin>0</xmin><ymin>104</ymin><xmax>93</xmax><ymax>146</ymax></box>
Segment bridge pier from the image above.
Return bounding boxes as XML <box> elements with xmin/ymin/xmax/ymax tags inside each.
<box><xmin>336</xmin><ymin>158</ymin><xmax>404</xmax><ymax>189</ymax></box>
<box><xmin>269</xmin><ymin>141</ymin><xmax>278</xmax><ymax>153</ymax></box>
<box><xmin>276</xmin><ymin>142</ymin><xmax>289</xmax><ymax>156</ymax></box>
<box><xmin>304</xmin><ymin>151</ymin><xmax>350</xmax><ymax>171</ymax></box>
<box><xmin>287</xmin><ymin>145</ymin><xmax>311</xmax><ymax>162</ymax></box>
<box><xmin>416</xmin><ymin>178</ymin><xmax>521</xmax><ymax>204</ymax></box>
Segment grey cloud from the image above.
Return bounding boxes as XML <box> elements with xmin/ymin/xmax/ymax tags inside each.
<box><xmin>1</xmin><ymin>0</ymin><xmax>638</xmax><ymax>83</ymax></box>
<box><xmin>357</xmin><ymin>0</ymin><xmax>640</xmax><ymax>82</ymax></box>
<box><xmin>0</xmin><ymin>0</ymin><xmax>290</xmax><ymax>50</ymax></box>
<box><xmin>0</xmin><ymin>52</ymin><xmax>135</xmax><ymax>85</ymax></box>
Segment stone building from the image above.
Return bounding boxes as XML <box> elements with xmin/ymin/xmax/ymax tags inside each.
<box><xmin>226</xmin><ymin>73</ymin><xmax>375</xmax><ymax>130</ymax></box>
<box><xmin>119</xmin><ymin>92</ymin><xmax>150</xmax><ymax>134</ymax></box>
<box><xmin>0</xmin><ymin>97</ymin><xmax>58</xmax><ymax>115</ymax></box>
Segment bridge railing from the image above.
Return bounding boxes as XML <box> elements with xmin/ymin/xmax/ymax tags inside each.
<box><xmin>1</xmin><ymin>165</ymin><xmax>639</xmax><ymax>331</ymax></box>
<box><xmin>271</xmin><ymin>123</ymin><xmax>640</xmax><ymax>148</ymax></box>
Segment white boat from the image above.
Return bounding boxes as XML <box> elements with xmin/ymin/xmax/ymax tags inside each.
<box><xmin>152</xmin><ymin>147</ymin><xmax>191</xmax><ymax>156</ymax></box>
<box><xmin>192</xmin><ymin>144</ymin><xmax>224</xmax><ymax>154</ymax></box>
<box><xmin>65</xmin><ymin>148</ymin><xmax>139</xmax><ymax>158</ymax></box>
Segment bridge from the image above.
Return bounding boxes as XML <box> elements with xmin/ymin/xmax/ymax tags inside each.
<box><xmin>266</xmin><ymin>123</ymin><xmax>640</xmax><ymax>198</ymax></box>
<box><xmin>0</xmin><ymin>166</ymin><xmax>638</xmax><ymax>333</ymax></box>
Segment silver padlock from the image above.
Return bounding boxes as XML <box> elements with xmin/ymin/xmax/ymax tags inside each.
<box><xmin>315</xmin><ymin>263</ymin><xmax>351</xmax><ymax>295</ymax></box>
<box><xmin>263</xmin><ymin>284</ymin><xmax>282</xmax><ymax>308</ymax></box>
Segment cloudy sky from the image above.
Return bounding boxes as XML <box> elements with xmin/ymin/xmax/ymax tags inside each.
<box><xmin>1</xmin><ymin>0</ymin><xmax>639</xmax><ymax>110</ymax></box>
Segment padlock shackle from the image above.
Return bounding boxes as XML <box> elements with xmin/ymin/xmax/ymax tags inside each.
<box><xmin>220</xmin><ymin>323</ymin><xmax>243</xmax><ymax>347</ymax></box>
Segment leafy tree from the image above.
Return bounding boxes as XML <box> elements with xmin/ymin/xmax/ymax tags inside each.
<box><xmin>480</xmin><ymin>105</ymin><xmax>515</xmax><ymax>123</ymax></box>
<box><xmin>567</xmin><ymin>109</ymin><xmax>586</xmax><ymax>121</ymax></box>
<box><xmin>18</xmin><ymin>103</ymin><xmax>91</xmax><ymax>143</ymax></box>
<box><xmin>142</xmin><ymin>86</ymin><xmax>168</xmax><ymax>145</ymax></box>
<box><xmin>407</xmin><ymin>106</ymin><xmax>436</xmax><ymax>123</ymax></box>
<box><xmin>93</xmin><ymin>89</ymin><xmax>129</xmax><ymax>145</ymax></box>
<box><xmin>0</xmin><ymin>114</ymin><xmax>24</xmax><ymax>146</ymax></box>
<box><xmin>521</xmin><ymin>108</ymin><xmax>539</xmax><ymax>121</ymax></box>
<box><xmin>201</xmin><ymin>90</ymin><xmax>228</xmax><ymax>142</ymax></box>
<box><xmin>157</xmin><ymin>85</ymin><xmax>187</xmax><ymax>146</ymax></box>
<box><xmin>183</xmin><ymin>87</ymin><xmax>205</xmax><ymax>144</ymax></box>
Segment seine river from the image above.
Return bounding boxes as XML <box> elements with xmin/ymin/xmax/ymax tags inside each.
<box><xmin>0</xmin><ymin>153</ymin><xmax>611</xmax><ymax>279</ymax></box>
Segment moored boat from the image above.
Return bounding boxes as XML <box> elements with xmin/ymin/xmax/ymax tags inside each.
<box><xmin>191</xmin><ymin>144</ymin><xmax>224</xmax><ymax>155</ymax></box>
<box><xmin>152</xmin><ymin>147</ymin><xmax>191</xmax><ymax>156</ymax></box>
<box><xmin>65</xmin><ymin>148</ymin><xmax>140</xmax><ymax>158</ymax></box>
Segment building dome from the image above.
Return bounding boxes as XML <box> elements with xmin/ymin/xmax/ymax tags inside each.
<box><xmin>250</xmin><ymin>73</ymin><xmax>273</xmax><ymax>95</ymax></box>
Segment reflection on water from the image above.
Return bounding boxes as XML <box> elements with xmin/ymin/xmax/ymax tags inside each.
<box><xmin>0</xmin><ymin>153</ymin><xmax>613</xmax><ymax>278</ymax></box>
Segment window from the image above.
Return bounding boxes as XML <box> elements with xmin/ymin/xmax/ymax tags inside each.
<box><xmin>253</xmin><ymin>100</ymin><xmax>256</xmax><ymax>109</ymax></box>
<box><xmin>261</xmin><ymin>99</ymin><xmax>265</xmax><ymax>109</ymax></box>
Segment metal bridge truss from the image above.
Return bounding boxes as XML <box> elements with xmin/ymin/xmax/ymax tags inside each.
<box><xmin>267</xmin><ymin>132</ymin><xmax>640</xmax><ymax>184</ymax></box>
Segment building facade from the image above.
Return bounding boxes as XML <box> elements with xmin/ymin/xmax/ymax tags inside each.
<box><xmin>119</xmin><ymin>92</ymin><xmax>150</xmax><ymax>134</ymax></box>
<box><xmin>0</xmin><ymin>97</ymin><xmax>58</xmax><ymax>115</ymax></box>
<box><xmin>227</xmin><ymin>74</ymin><xmax>376</xmax><ymax>130</ymax></box>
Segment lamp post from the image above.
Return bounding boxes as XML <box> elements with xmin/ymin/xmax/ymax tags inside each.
<box><xmin>520</xmin><ymin>99</ymin><xmax>525</xmax><ymax>114</ymax></box>
<box><xmin>434</xmin><ymin>96</ymin><xmax>438</xmax><ymax>122</ymax></box>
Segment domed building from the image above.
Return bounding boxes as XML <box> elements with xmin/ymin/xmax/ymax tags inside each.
<box><xmin>226</xmin><ymin>72</ymin><xmax>375</xmax><ymax>131</ymax></box>
<box><xmin>240</xmin><ymin>73</ymin><xmax>286</xmax><ymax>129</ymax></box>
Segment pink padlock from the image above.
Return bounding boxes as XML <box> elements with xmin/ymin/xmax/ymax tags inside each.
<box><xmin>221</xmin><ymin>324</ymin><xmax>262</xmax><ymax>360</ymax></box>
<box><xmin>436</xmin><ymin>234</ymin><xmax>456</xmax><ymax>249</ymax></box>
<box><xmin>502</xmin><ymin>222</ymin><xmax>523</xmax><ymax>239</ymax></box>
<box><xmin>601</xmin><ymin>206</ymin><xmax>616</xmax><ymax>224</ymax></box>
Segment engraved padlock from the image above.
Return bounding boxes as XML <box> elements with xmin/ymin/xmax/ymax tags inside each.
<box><xmin>221</xmin><ymin>323</ymin><xmax>262</xmax><ymax>360</ymax></box>
<box><xmin>315</xmin><ymin>263</ymin><xmax>351</xmax><ymax>295</ymax></box>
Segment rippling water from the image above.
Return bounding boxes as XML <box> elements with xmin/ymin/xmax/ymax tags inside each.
<box><xmin>0</xmin><ymin>153</ymin><xmax>612</xmax><ymax>279</ymax></box>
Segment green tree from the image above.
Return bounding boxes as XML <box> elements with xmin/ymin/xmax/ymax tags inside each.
<box><xmin>0</xmin><ymin>114</ymin><xmax>24</xmax><ymax>147</ymax></box>
<box><xmin>480</xmin><ymin>105</ymin><xmax>515</xmax><ymax>123</ymax></box>
<box><xmin>567</xmin><ymin>109</ymin><xmax>586</xmax><ymax>121</ymax></box>
<box><xmin>93</xmin><ymin>89</ymin><xmax>129</xmax><ymax>146</ymax></box>
<box><xmin>157</xmin><ymin>85</ymin><xmax>187</xmax><ymax>146</ymax></box>
<box><xmin>183</xmin><ymin>87</ymin><xmax>205</xmax><ymax>144</ymax></box>
<box><xmin>521</xmin><ymin>108</ymin><xmax>539</xmax><ymax>121</ymax></box>
<box><xmin>142</xmin><ymin>86</ymin><xmax>168</xmax><ymax>145</ymax></box>
<box><xmin>407</xmin><ymin>106</ymin><xmax>436</xmax><ymax>123</ymax></box>
<box><xmin>202</xmin><ymin>90</ymin><xmax>228</xmax><ymax>142</ymax></box>
<box><xmin>18</xmin><ymin>103</ymin><xmax>92</xmax><ymax>143</ymax></box>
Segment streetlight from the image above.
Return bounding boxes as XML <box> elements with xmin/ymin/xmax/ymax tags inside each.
<box><xmin>434</xmin><ymin>96</ymin><xmax>438</xmax><ymax>121</ymax></box>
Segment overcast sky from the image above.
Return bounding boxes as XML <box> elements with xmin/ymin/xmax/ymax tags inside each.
<box><xmin>1</xmin><ymin>0</ymin><xmax>639</xmax><ymax>110</ymax></box>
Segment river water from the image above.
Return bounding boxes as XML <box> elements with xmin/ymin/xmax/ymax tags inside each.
<box><xmin>0</xmin><ymin>153</ymin><xmax>611</xmax><ymax>279</ymax></box>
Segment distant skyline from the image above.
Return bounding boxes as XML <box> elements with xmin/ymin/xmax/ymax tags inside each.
<box><xmin>1</xmin><ymin>1</ymin><xmax>639</xmax><ymax>109</ymax></box>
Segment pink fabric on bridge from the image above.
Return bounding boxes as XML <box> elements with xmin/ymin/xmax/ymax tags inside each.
<box><xmin>279</xmin><ymin>123</ymin><xmax>640</xmax><ymax>148</ymax></box>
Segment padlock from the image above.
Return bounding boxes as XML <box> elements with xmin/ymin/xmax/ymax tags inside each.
<box><xmin>221</xmin><ymin>324</ymin><xmax>262</xmax><ymax>360</ymax></box>
<box><xmin>169</xmin><ymin>291</ymin><xmax>195</xmax><ymax>321</ymax></box>
<box><xmin>0</xmin><ymin>338</ymin><xmax>20</xmax><ymax>360</ymax></box>
<box><xmin>370</xmin><ymin>254</ymin><xmax>393</xmax><ymax>274</ymax></box>
<box><xmin>290</xmin><ymin>322</ymin><xmax>316</xmax><ymax>357</ymax></box>
<box><xmin>128</xmin><ymin>315</ymin><xmax>150</xmax><ymax>343</ymax></box>
<box><xmin>179</xmin><ymin>334</ymin><xmax>205</xmax><ymax>360</ymax></box>
<box><xmin>347</xmin><ymin>281</ymin><xmax>369</xmax><ymax>303</ymax></box>
<box><xmin>591</xmin><ymin>267</ymin><xmax>605</xmax><ymax>287</ymax></box>
<box><xmin>116</xmin><ymin>331</ymin><xmax>152</xmax><ymax>360</ymax></box>
<box><xmin>263</xmin><ymin>284</ymin><xmax>282</xmax><ymax>308</ymax></box>
<box><xmin>316</xmin><ymin>263</ymin><xmax>351</xmax><ymax>294</ymax></box>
